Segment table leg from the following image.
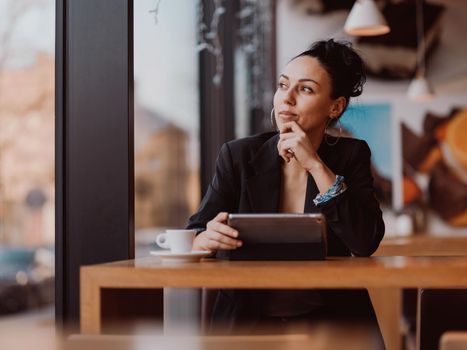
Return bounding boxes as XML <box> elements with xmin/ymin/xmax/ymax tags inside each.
<box><xmin>368</xmin><ymin>287</ymin><xmax>402</xmax><ymax>350</ymax></box>
<box><xmin>80</xmin><ymin>270</ymin><xmax>102</xmax><ymax>334</ymax></box>
<box><xmin>163</xmin><ymin>288</ymin><xmax>201</xmax><ymax>335</ymax></box>
<box><xmin>415</xmin><ymin>288</ymin><xmax>421</xmax><ymax>350</ymax></box>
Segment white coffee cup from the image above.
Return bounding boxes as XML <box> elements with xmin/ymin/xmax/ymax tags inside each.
<box><xmin>156</xmin><ymin>229</ymin><xmax>196</xmax><ymax>253</ymax></box>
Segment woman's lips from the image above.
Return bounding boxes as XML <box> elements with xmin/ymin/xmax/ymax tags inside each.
<box><xmin>279</xmin><ymin>111</ymin><xmax>298</xmax><ymax>122</ymax></box>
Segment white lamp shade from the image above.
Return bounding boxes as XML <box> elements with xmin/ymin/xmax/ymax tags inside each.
<box><xmin>407</xmin><ymin>75</ymin><xmax>435</xmax><ymax>102</ymax></box>
<box><xmin>344</xmin><ymin>0</ymin><xmax>390</xmax><ymax>36</ymax></box>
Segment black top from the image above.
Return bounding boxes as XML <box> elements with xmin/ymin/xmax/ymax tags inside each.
<box><xmin>188</xmin><ymin>131</ymin><xmax>385</xmax><ymax>256</ymax></box>
<box><xmin>187</xmin><ymin>131</ymin><xmax>385</xmax><ymax>333</ymax></box>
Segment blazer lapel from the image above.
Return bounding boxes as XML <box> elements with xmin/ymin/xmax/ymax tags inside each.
<box><xmin>245</xmin><ymin>134</ymin><xmax>282</xmax><ymax>213</ymax></box>
<box><xmin>304</xmin><ymin>174</ymin><xmax>319</xmax><ymax>213</ymax></box>
<box><xmin>245</xmin><ymin>134</ymin><xmax>336</xmax><ymax>214</ymax></box>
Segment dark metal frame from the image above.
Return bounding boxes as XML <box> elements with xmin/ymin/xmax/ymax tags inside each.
<box><xmin>198</xmin><ymin>0</ymin><xmax>277</xmax><ymax>192</ymax></box>
<box><xmin>249</xmin><ymin>0</ymin><xmax>277</xmax><ymax>135</ymax></box>
<box><xmin>55</xmin><ymin>0</ymin><xmax>134</xmax><ymax>326</ymax></box>
<box><xmin>199</xmin><ymin>0</ymin><xmax>236</xmax><ymax>194</ymax></box>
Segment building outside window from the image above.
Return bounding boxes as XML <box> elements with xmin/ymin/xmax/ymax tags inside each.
<box><xmin>0</xmin><ymin>0</ymin><xmax>55</xmax><ymax>317</ymax></box>
<box><xmin>134</xmin><ymin>0</ymin><xmax>200</xmax><ymax>256</ymax></box>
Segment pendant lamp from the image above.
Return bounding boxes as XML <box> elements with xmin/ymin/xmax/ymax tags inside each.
<box><xmin>408</xmin><ymin>0</ymin><xmax>435</xmax><ymax>101</ymax></box>
<box><xmin>344</xmin><ymin>0</ymin><xmax>390</xmax><ymax>36</ymax></box>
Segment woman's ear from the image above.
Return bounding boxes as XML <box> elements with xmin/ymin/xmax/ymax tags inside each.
<box><xmin>330</xmin><ymin>97</ymin><xmax>346</xmax><ymax>118</ymax></box>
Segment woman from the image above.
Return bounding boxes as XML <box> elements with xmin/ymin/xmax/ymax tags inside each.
<box><xmin>187</xmin><ymin>39</ymin><xmax>385</xmax><ymax>341</ymax></box>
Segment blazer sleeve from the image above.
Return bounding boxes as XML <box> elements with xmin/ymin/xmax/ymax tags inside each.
<box><xmin>186</xmin><ymin>143</ymin><xmax>239</xmax><ymax>231</ymax></box>
<box><xmin>319</xmin><ymin>140</ymin><xmax>385</xmax><ymax>256</ymax></box>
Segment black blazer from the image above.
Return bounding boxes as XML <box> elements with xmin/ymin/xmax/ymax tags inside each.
<box><xmin>187</xmin><ymin>131</ymin><xmax>385</xmax><ymax>333</ymax></box>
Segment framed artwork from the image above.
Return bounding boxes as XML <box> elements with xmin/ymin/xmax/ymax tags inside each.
<box><xmin>339</xmin><ymin>103</ymin><xmax>400</xmax><ymax>209</ymax></box>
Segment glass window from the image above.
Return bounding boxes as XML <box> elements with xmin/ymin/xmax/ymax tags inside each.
<box><xmin>134</xmin><ymin>0</ymin><xmax>200</xmax><ymax>256</ymax></box>
<box><xmin>0</xmin><ymin>0</ymin><xmax>55</xmax><ymax>315</ymax></box>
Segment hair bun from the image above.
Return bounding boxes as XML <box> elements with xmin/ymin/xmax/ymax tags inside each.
<box><xmin>295</xmin><ymin>39</ymin><xmax>366</xmax><ymax>114</ymax></box>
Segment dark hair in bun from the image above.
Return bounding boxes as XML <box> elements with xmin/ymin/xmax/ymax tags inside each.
<box><xmin>294</xmin><ymin>39</ymin><xmax>366</xmax><ymax>116</ymax></box>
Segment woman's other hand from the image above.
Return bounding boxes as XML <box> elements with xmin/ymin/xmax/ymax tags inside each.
<box><xmin>192</xmin><ymin>212</ymin><xmax>243</xmax><ymax>252</ymax></box>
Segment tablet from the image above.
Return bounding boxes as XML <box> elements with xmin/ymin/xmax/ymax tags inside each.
<box><xmin>223</xmin><ymin>213</ymin><xmax>327</xmax><ymax>260</ymax></box>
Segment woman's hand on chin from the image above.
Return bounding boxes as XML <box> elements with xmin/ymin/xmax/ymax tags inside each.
<box><xmin>277</xmin><ymin>121</ymin><xmax>323</xmax><ymax>171</ymax></box>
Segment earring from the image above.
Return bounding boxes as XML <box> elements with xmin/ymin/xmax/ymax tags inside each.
<box><xmin>270</xmin><ymin>108</ymin><xmax>278</xmax><ymax>131</ymax></box>
<box><xmin>324</xmin><ymin>118</ymin><xmax>342</xmax><ymax>146</ymax></box>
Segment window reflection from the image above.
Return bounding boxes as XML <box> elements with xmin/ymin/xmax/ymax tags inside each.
<box><xmin>0</xmin><ymin>0</ymin><xmax>55</xmax><ymax>316</ymax></box>
<box><xmin>134</xmin><ymin>0</ymin><xmax>200</xmax><ymax>255</ymax></box>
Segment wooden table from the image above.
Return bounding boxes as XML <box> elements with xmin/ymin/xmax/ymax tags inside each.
<box><xmin>376</xmin><ymin>235</ymin><xmax>467</xmax><ymax>257</ymax></box>
<box><xmin>372</xmin><ymin>235</ymin><xmax>467</xmax><ymax>349</ymax></box>
<box><xmin>81</xmin><ymin>256</ymin><xmax>467</xmax><ymax>350</ymax></box>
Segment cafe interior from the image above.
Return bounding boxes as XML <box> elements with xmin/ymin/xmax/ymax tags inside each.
<box><xmin>0</xmin><ymin>0</ymin><xmax>467</xmax><ymax>349</ymax></box>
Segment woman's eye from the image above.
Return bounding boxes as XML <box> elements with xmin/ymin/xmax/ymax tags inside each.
<box><xmin>301</xmin><ymin>86</ymin><xmax>313</xmax><ymax>93</ymax></box>
<box><xmin>277</xmin><ymin>82</ymin><xmax>287</xmax><ymax>89</ymax></box>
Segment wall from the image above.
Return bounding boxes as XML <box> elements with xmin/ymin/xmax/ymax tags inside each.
<box><xmin>276</xmin><ymin>0</ymin><xmax>467</xmax><ymax>235</ymax></box>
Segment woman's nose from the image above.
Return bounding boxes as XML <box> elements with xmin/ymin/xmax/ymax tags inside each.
<box><xmin>283</xmin><ymin>88</ymin><xmax>296</xmax><ymax>106</ymax></box>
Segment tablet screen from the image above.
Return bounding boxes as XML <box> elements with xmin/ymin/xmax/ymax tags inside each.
<box><xmin>227</xmin><ymin>213</ymin><xmax>326</xmax><ymax>244</ymax></box>
<box><xmin>224</xmin><ymin>213</ymin><xmax>327</xmax><ymax>260</ymax></box>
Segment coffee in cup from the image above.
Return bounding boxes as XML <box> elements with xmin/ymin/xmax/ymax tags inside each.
<box><xmin>156</xmin><ymin>229</ymin><xmax>196</xmax><ymax>253</ymax></box>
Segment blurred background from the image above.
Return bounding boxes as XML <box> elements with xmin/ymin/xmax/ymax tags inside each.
<box><xmin>0</xmin><ymin>0</ymin><xmax>55</xmax><ymax>327</ymax></box>
<box><xmin>0</xmin><ymin>0</ymin><xmax>466</xmax><ymax>343</ymax></box>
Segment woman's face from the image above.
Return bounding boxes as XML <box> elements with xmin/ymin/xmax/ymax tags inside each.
<box><xmin>273</xmin><ymin>55</ymin><xmax>342</xmax><ymax>134</ymax></box>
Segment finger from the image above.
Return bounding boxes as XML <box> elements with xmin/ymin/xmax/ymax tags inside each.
<box><xmin>206</xmin><ymin>239</ymin><xmax>241</xmax><ymax>251</ymax></box>
<box><xmin>280</xmin><ymin>148</ymin><xmax>294</xmax><ymax>160</ymax></box>
<box><xmin>207</xmin><ymin>221</ymin><xmax>238</xmax><ymax>238</ymax></box>
<box><xmin>279</xmin><ymin>132</ymin><xmax>295</xmax><ymax>142</ymax></box>
<box><xmin>288</xmin><ymin>121</ymin><xmax>304</xmax><ymax>133</ymax></box>
<box><xmin>277</xmin><ymin>143</ymin><xmax>290</xmax><ymax>162</ymax></box>
<box><xmin>279</xmin><ymin>122</ymin><xmax>294</xmax><ymax>134</ymax></box>
<box><xmin>281</xmin><ymin>121</ymin><xmax>304</xmax><ymax>136</ymax></box>
<box><xmin>209</xmin><ymin>231</ymin><xmax>242</xmax><ymax>247</ymax></box>
<box><xmin>279</xmin><ymin>146</ymin><xmax>294</xmax><ymax>162</ymax></box>
<box><xmin>214</xmin><ymin>212</ymin><xmax>229</xmax><ymax>222</ymax></box>
<box><xmin>277</xmin><ymin>136</ymin><xmax>293</xmax><ymax>152</ymax></box>
<box><xmin>278</xmin><ymin>144</ymin><xmax>293</xmax><ymax>162</ymax></box>
<box><xmin>277</xmin><ymin>139</ymin><xmax>294</xmax><ymax>163</ymax></box>
<box><xmin>279</xmin><ymin>133</ymin><xmax>300</xmax><ymax>146</ymax></box>
<box><xmin>279</xmin><ymin>150</ymin><xmax>293</xmax><ymax>163</ymax></box>
<box><xmin>281</xmin><ymin>139</ymin><xmax>297</xmax><ymax>151</ymax></box>
<box><xmin>207</xmin><ymin>239</ymin><xmax>238</xmax><ymax>250</ymax></box>
<box><xmin>280</xmin><ymin>146</ymin><xmax>296</xmax><ymax>163</ymax></box>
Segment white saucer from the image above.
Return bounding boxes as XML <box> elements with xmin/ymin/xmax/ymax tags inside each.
<box><xmin>150</xmin><ymin>250</ymin><xmax>212</xmax><ymax>263</ymax></box>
